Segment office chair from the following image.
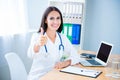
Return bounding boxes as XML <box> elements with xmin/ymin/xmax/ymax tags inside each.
<box><xmin>5</xmin><ymin>52</ymin><xmax>27</xmax><ymax>80</ymax></box>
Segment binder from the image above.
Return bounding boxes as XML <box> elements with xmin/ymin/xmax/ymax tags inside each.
<box><xmin>62</xmin><ymin>23</ymin><xmax>68</xmax><ymax>36</ymax></box>
<box><xmin>72</xmin><ymin>24</ymin><xmax>81</xmax><ymax>44</ymax></box>
<box><xmin>62</xmin><ymin>23</ymin><xmax>81</xmax><ymax>44</ymax></box>
<box><xmin>63</xmin><ymin>23</ymin><xmax>72</xmax><ymax>42</ymax></box>
<box><xmin>67</xmin><ymin>24</ymin><xmax>72</xmax><ymax>42</ymax></box>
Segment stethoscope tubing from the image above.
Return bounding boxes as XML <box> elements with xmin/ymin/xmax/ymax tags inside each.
<box><xmin>44</xmin><ymin>32</ymin><xmax>64</xmax><ymax>53</ymax></box>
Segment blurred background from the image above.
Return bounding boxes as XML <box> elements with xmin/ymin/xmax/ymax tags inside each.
<box><xmin>0</xmin><ymin>0</ymin><xmax>120</xmax><ymax>80</ymax></box>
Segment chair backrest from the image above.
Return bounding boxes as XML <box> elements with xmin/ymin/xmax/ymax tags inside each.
<box><xmin>5</xmin><ymin>52</ymin><xmax>27</xmax><ymax>80</ymax></box>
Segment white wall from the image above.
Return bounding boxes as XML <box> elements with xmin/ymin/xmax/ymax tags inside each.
<box><xmin>82</xmin><ymin>0</ymin><xmax>120</xmax><ymax>54</ymax></box>
<box><xmin>27</xmin><ymin>0</ymin><xmax>48</xmax><ymax>31</ymax></box>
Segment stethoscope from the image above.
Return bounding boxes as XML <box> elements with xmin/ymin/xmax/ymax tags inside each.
<box><xmin>44</xmin><ymin>32</ymin><xmax>64</xmax><ymax>53</ymax></box>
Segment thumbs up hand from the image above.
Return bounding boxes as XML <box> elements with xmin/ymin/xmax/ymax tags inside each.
<box><xmin>38</xmin><ymin>27</ymin><xmax>47</xmax><ymax>46</ymax></box>
<box><xmin>34</xmin><ymin>28</ymin><xmax>47</xmax><ymax>53</ymax></box>
<box><xmin>40</xmin><ymin>27</ymin><xmax>44</xmax><ymax>35</ymax></box>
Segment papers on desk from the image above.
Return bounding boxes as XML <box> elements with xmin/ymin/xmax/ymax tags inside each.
<box><xmin>60</xmin><ymin>66</ymin><xmax>102</xmax><ymax>78</ymax></box>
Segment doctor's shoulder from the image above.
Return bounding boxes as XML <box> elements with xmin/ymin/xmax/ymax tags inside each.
<box><xmin>59</xmin><ymin>33</ymin><xmax>67</xmax><ymax>39</ymax></box>
<box><xmin>59</xmin><ymin>33</ymin><xmax>71</xmax><ymax>43</ymax></box>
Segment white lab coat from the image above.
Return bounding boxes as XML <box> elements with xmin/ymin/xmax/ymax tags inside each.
<box><xmin>27</xmin><ymin>32</ymin><xmax>80</xmax><ymax>80</ymax></box>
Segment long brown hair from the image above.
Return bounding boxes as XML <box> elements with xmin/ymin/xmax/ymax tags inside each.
<box><xmin>38</xmin><ymin>6</ymin><xmax>63</xmax><ymax>33</ymax></box>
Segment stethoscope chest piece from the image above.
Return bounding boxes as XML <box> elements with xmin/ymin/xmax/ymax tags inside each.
<box><xmin>44</xmin><ymin>32</ymin><xmax>66</xmax><ymax>60</ymax></box>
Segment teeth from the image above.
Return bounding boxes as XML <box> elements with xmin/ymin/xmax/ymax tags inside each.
<box><xmin>52</xmin><ymin>25</ymin><xmax>58</xmax><ymax>27</ymax></box>
<box><xmin>53</xmin><ymin>25</ymin><xmax>58</xmax><ymax>26</ymax></box>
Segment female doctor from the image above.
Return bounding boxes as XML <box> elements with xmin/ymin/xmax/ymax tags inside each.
<box><xmin>27</xmin><ymin>6</ymin><xmax>80</xmax><ymax>80</ymax></box>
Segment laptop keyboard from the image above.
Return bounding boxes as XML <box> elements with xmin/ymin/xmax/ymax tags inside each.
<box><xmin>87</xmin><ymin>60</ymin><xmax>102</xmax><ymax>65</ymax></box>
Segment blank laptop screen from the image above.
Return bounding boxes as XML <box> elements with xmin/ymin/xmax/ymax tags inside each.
<box><xmin>97</xmin><ymin>42</ymin><xmax>112</xmax><ymax>63</ymax></box>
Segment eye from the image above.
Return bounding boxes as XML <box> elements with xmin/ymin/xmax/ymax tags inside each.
<box><xmin>57</xmin><ymin>17</ymin><xmax>60</xmax><ymax>20</ymax></box>
<box><xmin>50</xmin><ymin>17</ymin><xmax>54</xmax><ymax>20</ymax></box>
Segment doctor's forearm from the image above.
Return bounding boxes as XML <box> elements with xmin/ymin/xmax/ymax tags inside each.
<box><xmin>64</xmin><ymin>59</ymin><xmax>71</xmax><ymax>67</ymax></box>
<box><xmin>54</xmin><ymin>60</ymin><xmax>71</xmax><ymax>69</ymax></box>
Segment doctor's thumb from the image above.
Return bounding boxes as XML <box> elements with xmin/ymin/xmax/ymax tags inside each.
<box><xmin>40</xmin><ymin>27</ymin><xmax>44</xmax><ymax>35</ymax></box>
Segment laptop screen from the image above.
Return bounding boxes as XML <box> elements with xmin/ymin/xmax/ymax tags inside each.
<box><xmin>97</xmin><ymin>42</ymin><xmax>112</xmax><ymax>63</ymax></box>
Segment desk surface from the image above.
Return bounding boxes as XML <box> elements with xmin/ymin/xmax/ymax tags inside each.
<box><xmin>40</xmin><ymin>50</ymin><xmax>120</xmax><ymax>80</ymax></box>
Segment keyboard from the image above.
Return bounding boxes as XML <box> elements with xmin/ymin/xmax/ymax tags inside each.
<box><xmin>87</xmin><ymin>60</ymin><xmax>102</xmax><ymax>65</ymax></box>
<box><xmin>80</xmin><ymin>53</ymin><xmax>96</xmax><ymax>59</ymax></box>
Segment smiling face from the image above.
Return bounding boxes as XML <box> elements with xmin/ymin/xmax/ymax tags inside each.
<box><xmin>45</xmin><ymin>11</ymin><xmax>61</xmax><ymax>32</ymax></box>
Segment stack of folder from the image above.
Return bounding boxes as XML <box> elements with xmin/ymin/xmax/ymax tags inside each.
<box><xmin>62</xmin><ymin>23</ymin><xmax>81</xmax><ymax>44</ymax></box>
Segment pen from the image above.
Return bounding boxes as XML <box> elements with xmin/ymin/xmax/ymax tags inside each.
<box><xmin>80</xmin><ymin>69</ymin><xmax>98</xmax><ymax>72</ymax></box>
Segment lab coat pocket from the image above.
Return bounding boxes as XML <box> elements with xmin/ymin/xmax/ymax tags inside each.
<box><xmin>59</xmin><ymin>50</ymin><xmax>70</xmax><ymax>62</ymax></box>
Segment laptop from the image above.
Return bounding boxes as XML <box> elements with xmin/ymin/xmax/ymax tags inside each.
<box><xmin>79</xmin><ymin>41</ymin><xmax>113</xmax><ymax>66</ymax></box>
